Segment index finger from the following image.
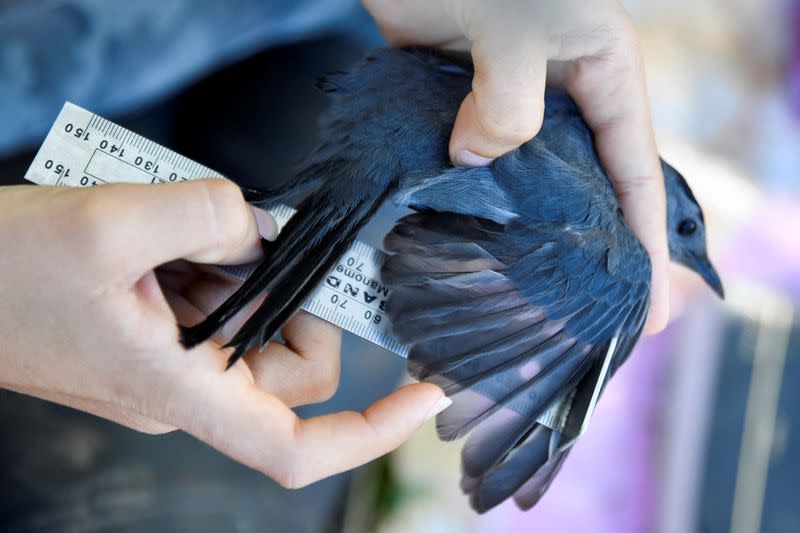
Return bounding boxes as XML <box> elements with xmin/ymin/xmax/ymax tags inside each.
<box><xmin>176</xmin><ymin>361</ymin><xmax>447</xmax><ymax>488</ymax></box>
<box><xmin>449</xmin><ymin>35</ymin><xmax>548</xmax><ymax>164</ymax></box>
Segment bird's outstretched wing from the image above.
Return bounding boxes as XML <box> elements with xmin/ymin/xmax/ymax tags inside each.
<box><xmin>381</xmin><ymin>207</ymin><xmax>650</xmax><ymax>513</ymax></box>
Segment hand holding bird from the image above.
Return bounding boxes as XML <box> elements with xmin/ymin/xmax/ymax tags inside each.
<box><xmin>181</xmin><ymin>47</ymin><xmax>722</xmax><ymax>512</ymax></box>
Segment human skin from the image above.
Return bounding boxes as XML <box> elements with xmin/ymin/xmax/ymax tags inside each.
<box><xmin>0</xmin><ymin>180</ymin><xmax>448</xmax><ymax>488</ymax></box>
<box><xmin>1</xmin><ymin>0</ymin><xmax>667</xmax><ymax>489</ymax></box>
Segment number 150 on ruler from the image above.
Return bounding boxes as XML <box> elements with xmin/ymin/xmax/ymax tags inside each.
<box><xmin>24</xmin><ymin>102</ymin><xmax>410</xmax><ymax>357</ymax></box>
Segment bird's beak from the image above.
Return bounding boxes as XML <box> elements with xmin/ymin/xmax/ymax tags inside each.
<box><xmin>689</xmin><ymin>253</ymin><xmax>725</xmax><ymax>299</ymax></box>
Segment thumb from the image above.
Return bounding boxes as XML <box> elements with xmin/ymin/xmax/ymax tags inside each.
<box><xmin>84</xmin><ymin>179</ymin><xmax>277</xmax><ymax>276</ymax></box>
<box><xmin>285</xmin><ymin>382</ymin><xmax>451</xmax><ymax>485</ymax></box>
<box><xmin>179</xmin><ymin>376</ymin><xmax>451</xmax><ymax>488</ymax></box>
<box><xmin>450</xmin><ymin>38</ymin><xmax>548</xmax><ymax>166</ymax></box>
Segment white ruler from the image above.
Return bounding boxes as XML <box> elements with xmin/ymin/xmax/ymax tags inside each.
<box><xmin>24</xmin><ymin>102</ymin><xmax>410</xmax><ymax>357</ymax></box>
<box><xmin>24</xmin><ymin>102</ymin><xmax>591</xmax><ymax>437</ymax></box>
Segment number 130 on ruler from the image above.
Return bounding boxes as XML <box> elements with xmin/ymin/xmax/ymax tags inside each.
<box><xmin>25</xmin><ymin>102</ymin><xmax>410</xmax><ymax>357</ymax></box>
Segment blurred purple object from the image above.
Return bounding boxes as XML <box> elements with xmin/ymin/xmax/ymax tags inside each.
<box><xmin>721</xmin><ymin>199</ymin><xmax>800</xmax><ymax>299</ymax></box>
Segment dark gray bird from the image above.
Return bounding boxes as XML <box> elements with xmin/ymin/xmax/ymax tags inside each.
<box><xmin>179</xmin><ymin>47</ymin><xmax>723</xmax><ymax>512</ymax></box>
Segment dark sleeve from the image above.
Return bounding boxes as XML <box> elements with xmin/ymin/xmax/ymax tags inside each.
<box><xmin>0</xmin><ymin>0</ymin><xmax>366</xmax><ymax>156</ymax></box>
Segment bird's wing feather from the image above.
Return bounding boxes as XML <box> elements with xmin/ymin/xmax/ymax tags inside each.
<box><xmin>181</xmin><ymin>172</ymin><xmax>396</xmax><ymax>366</ymax></box>
<box><xmin>461</xmin><ymin>423</ymin><xmax>570</xmax><ymax>512</ymax></box>
<box><xmin>382</xmin><ymin>208</ymin><xmax>649</xmax><ymax>513</ymax></box>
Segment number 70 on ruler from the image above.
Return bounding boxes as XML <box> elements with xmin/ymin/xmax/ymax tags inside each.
<box><xmin>25</xmin><ymin>102</ymin><xmax>410</xmax><ymax>357</ymax></box>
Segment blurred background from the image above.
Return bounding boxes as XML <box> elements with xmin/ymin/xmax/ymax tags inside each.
<box><xmin>0</xmin><ymin>1</ymin><xmax>798</xmax><ymax>532</ymax></box>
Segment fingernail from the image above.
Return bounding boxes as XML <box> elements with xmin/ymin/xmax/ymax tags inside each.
<box><xmin>425</xmin><ymin>396</ymin><xmax>453</xmax><ymax>421</ymax></box>
<box><xmin>251</xmin><ymin>207</ymin><xmax>278</xmax><ymax>241</ymax></box>
<box><xmin>453</xmin><ymin>149</ymin><xmax>494</xmax><ymax>167</ymax></box>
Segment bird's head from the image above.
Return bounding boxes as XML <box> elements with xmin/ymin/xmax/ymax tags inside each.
<box><xmin>662</xmin><ymin>160</ymin><xmax>724</xmax><ymax>298</ymax></box>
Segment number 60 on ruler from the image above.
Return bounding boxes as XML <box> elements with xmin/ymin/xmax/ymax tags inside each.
<box><xmin>25</xmin><ymin>102</ymin><xmax>410</xmax><ymax>357</ymax></box>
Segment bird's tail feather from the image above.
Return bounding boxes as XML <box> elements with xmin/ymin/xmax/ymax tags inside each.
<box><xmin>179</xmin><ymin>193</ymin><xmax>324</xmax><ymax>348</ymax></box>
<box><xmin>180</xmin><ymin>183</ymin><xmax>392</xmax><ymax>366</ymax></box>
<box><xmin>220</xmin><ymin>195</ymin><xmax>386</xmax><ymax>367</ymax></box>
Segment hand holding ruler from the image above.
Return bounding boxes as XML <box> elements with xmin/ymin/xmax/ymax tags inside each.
<box><xmin>24</xmin><ymin>102</ymin><xmax>409</xmax><ymax>357</ymax></box>
<box><xmin>23</xmin><ymin>102</ymin><xmax>605</xmax><ymax>442</ymax></box>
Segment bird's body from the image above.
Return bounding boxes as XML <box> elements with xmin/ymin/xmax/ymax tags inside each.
<box><xmin>180</xmin><ymin>47</ymin><xmax>721</xmax><ymax>513</ymax></box>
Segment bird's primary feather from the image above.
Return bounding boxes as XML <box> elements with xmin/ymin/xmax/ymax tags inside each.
<box><xmin>180</xmin><ymin>47</ymin><xmax>718</xmax><ymax>513</ymax></box>
<box><xmin>382</xmin><ymin>206</ymin><xmax>648</xmax><ymax>512</ymax></box>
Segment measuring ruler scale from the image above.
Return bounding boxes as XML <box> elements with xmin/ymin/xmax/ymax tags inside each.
<box><xmin>24</xmin><ymin>102</ymin><xmax>408</xmax><ymax>357</ymax></box>
<box><xmin>24</xmin><ymin>102</ymin><xmax>607</xmax><ymax>440</ymax></box>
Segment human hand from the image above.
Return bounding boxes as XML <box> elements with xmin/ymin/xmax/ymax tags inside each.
<box><xmin>363</xmin><ymin>0</ymin><xmax>669</xmax><ymax>333</ymax></box>
<box><xmin>0</xmin><ymin>180</ymin><xmax>447</xmax><ymax>487</ymax></box>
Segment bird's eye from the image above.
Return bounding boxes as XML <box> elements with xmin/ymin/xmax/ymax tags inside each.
<box><xmin>678</xmin><ymin>219</ymin><xmax>697</xmax><ymax>236</ymax></box>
